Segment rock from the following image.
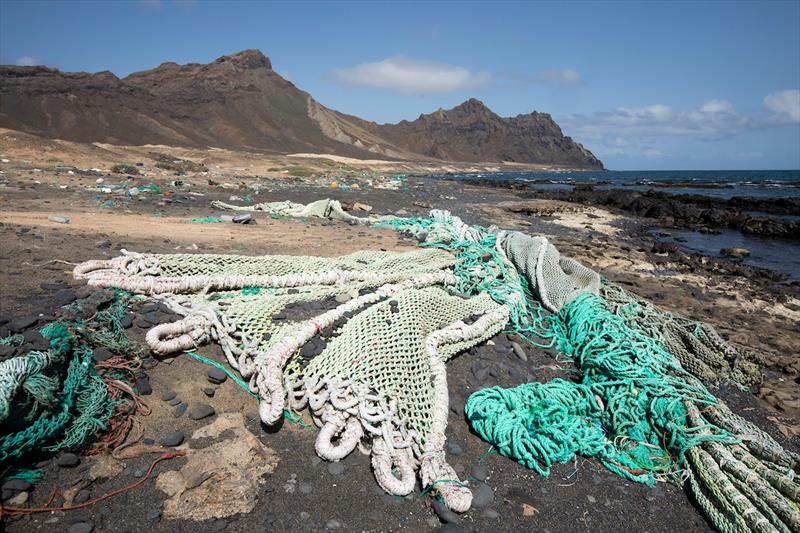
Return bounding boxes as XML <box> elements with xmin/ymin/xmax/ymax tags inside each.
<box><xmin>445</xmin><ymin>442</ymin><xmax>463</xmax><ymax>456</ymax></box>
<box><xmin>2</xmin><ymin>479</ymin><xmax>32</xmax><ymax>494</ymax></box>
<box><xmin>652</xmin><ymin>241</ymin><xmax>679</xmax><ymax>254</ymax></box>
<box><xmin>120</xmin><ymin>313</ymin><xmax>134</xmax><ymax>329</ymax></box>
<box><xmin>482</xmin><ymin>508</ymin><xmax>499</xmax><ymax>519</ymax></box>
<box><xmin>352</xmin><ymin>202</ymin><xmax>373</xmax><ymax>212</ymax></box>
<box><xmin>189</xmin><ymin>404</ymin><xmax>216</xmax><ymax>420</ymax></box>
<box><xmin>136</xmin><ymin>376</ymin><xmax>152</xmax><ymax>395</ymax></box>
<box><xmin>207</xmin><ymin>368</ymin><xmax>228</xmax><ymax>384</ymax></box>
<box><xmin>47</xmin><ymin>215</ymin><xmax>70</xmax><ymax>224</ymax></box>
<box><xmin>471</xmin><ymin>464</ymin><xmax>489</xmax><ymax>481</ymax></box>
<box><xmin>204</xmin><ymin>387</ymin><xmax>216</xmax><ymax>397</ymax></box>
<box><xmin>6</xmin><ymin>491</ymin><xmax>28</xmax><ymax>506</ymax></box>
<box><xmin>327</xmin><ymin>462</ymin><xmax>345</xmax><ymax>476</ymax></box>
<box><xmin>721</xmin><ymin>247</ymin><xmax>750</xmax><ymax>258</ymax></box>
<box><xmin>160</xmin><ymin>431</ymin><xmax>185</xmax><ymax>447</ymax></box>
<box><xmin>95</xmin><ymin>239</ymin><xmax>112</xmax><ymax>249</ymax></box>
<box><xmin>299</xmin><ymin>511</ymin><xmax>310</xmax><ymax>521</ymax></box>
<box><xmin>161</xmin><ymin>390</ymin><xmax>177</xmax><ymax>401</ymax></box>
<box><xmin>57</xmin><ymin>452</ymin><xmax>80</xmax><ymax>468</ymax></box>
<box><xmin>471</xmin><ymin>482</ymin><xmax>494</xmax><ymax>508</ymax></box>
<box><xmin>68</xmin><ymin>522</ymin><xmax>93</xmax><ymax>533</ymax></box>
<box><xmin>174</xmin><ymin>404</ymin><xmax>187</xmax><ymax>418</ymax></box>
<box><xmin>8</xmin><ymin>315</ymin><xmax>37</xmax><ymax>333</ymax></box>
<box><xmin>168</xmin><ymin>397</ymin><xmax>182</xmax><ymax>406</ymax></box>
<box><xmin>325</xmin><ymin>519</ymin><xmax>343</xmax><ymax>529</ymax></box>
<box><xmin>232</xmin><ymin>213</ymin><xmax>252</xmax><ymax>224</ymax></box>
<box><xmin>92</xmin><ymin>347</ymin><xmax>114</xmax><ymax>362</ymax></box>
<box><xmin>432</xmin><ymin>500</ymin><xmax>460</xmax><ymax>524</ymax></box>
<box><xmin>53</xmin><ymin>289</ymin><xmax>77</xmax><ymax>306</ymax></box>
<box><xmin>146</xmin><ymin>509</ymin><xmax>162</xmax><ymax>522</ymax></box>
<box><xmin>511</xmin><ymin>342</ymin><xmax>528</xmax><ymax>362</ymax></box>
<box><xmin>73</xmin><ymin>489</ymin><xmax>90</xmax><ymax>504</ymax></box>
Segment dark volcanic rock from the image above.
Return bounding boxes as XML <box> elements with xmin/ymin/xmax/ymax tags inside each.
<box><xmin>189</xmin><ymin>404</ymin><xmax>215</xmax><ymax>420</ymax></box>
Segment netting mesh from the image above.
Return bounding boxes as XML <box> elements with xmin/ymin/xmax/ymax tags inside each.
<box><xmin>67</xmin><ymin>200</ymin><xmax>797</xmax><ymax>528</ymax></box>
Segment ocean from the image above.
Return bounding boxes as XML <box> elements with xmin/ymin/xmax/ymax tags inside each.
<box><xmin>432</xmin><ymin>169</ymin><xmax>800</xmax><ymax>279</ymax></box>
<box><xmin>435</xmin><ymin>169</ymin><xmax>800</xmax><ymax>200</ymax></box>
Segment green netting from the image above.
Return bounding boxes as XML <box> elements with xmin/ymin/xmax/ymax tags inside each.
<box><xmin>0</xmin><ymin>291</ymin><xmax>141</xmax><ymax>471</ymax></box>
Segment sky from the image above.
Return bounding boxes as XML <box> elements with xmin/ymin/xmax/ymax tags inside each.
<box><xmin>1</xmin><ymin>0</ymin><xmax>799</xmax><ymax>170</ymax></box>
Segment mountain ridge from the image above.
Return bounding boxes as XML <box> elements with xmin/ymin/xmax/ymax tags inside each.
<box><xmin>0</xmin><ymin>50</ymin><xmax>603</xmax><ymax>169</ymax></box>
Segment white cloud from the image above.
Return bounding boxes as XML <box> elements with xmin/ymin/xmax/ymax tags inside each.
<box><xmin>329</xmin><ymin>57</ymin><xmax>490</xmax><ymax>94</ymax></box>
<box><xmin>497</xmin><ymin>68</ymin><xmax>583</xmax><ymax>86</ymax></box>
<box><xmin>562</xmin><ymin>99</ymin><xmax>753</xmax><ymax>139</ymax></box>
<box><xmin>700</xmin><ymin>99</ymin><xmax>733</xmax><ymax>113</ymax></box>
<box><xmin>764</xmin><ymin>89</ymin><xmax>800</xmax><ymax>123</ymax></box>
<box><xmin>16</xmin><ymin>56</ymin><xmax>41</xmax><ymax>66</ymax></box>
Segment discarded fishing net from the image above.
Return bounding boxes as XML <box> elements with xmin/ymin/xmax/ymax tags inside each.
<box><xmin>0</xmin><ymin>290</ymin><xmax>146</xmax><ymax>471</ymax></box>
<box><xmin>70</xmin><ymin>201</ymin><xmax>797</xmax><ymax>529</ymax></box>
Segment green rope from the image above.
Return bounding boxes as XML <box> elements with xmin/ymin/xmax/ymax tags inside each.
<box><xmin>466</xmin><ymin>292</ymin><xmax>735</xmax><ymax>486</ymax></box>
<box><xmin>0</xmin><ymin>291</ymin><xmax>139</xmax><ymax>467</ymax></box>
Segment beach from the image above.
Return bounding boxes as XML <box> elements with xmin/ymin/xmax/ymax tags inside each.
<box><xmin>1</xmin><ymin>136</ymin><xmax>798</xmax><ymax>532</ymax></box>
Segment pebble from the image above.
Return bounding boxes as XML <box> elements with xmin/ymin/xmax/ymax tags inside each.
<box><xmin>299</xmin><ymin>511</ymin><xmax>310</xmax><ymax>521</ymax></box>
<box><xmin>325</xmin><ymin>519</ymin><xmax>343</xmax><ymax>529</ymax></box>
<box><xmin>445</xmin><ymin>442</ymin><xmax>463</xmax><ymax>456</ymax></box>
<box><xmin>120</xmin><ymin>313</ymin><xmax>134</xmax><ymax>329</ymax></box>
<box><xmin>6</xmin><ymin>491</ymin><xmax>28</xmax><ymax>505</ymax></box>
<box><xmin>188</xmin><ymin>404</ymin><xmax>215</xmax><ymax>420</ymax></box>
<box><xmin>432</xmin><ymin>500</ymin><xmax>460</xmax><ymax>524</ymax></box>
<box><xmin>146</xmin><ymin>509</ymin><xmax>162</xmax><ymax>522</ymax></box>
<box><xmin>167</xmin><ymin>397</ymin><xmax>182</xmax><ymax>406</ymax></box>
<box><xmin>68</xmin><ymin>522</ymin><xmax>93</xmax><ymax>533</ymax></box>
<box><xmin>327</xmin><ymin>462</ymin><xmax>345</xmax><ymax>476</ymax></box>
<box><xmin>161</xmin><ymin>390</ymin><xmax>177</xmax><ymax>401</ymax></box>
<box><xmin>207</xmin><ymin>368</ymin><xmax>228</xmax><ymax>384</ymax></box>
<box><xmin>159</xmin><ymin>431</ymin><xmax>185</xmax><ymax>447</ymax></box>
<box><xmin>92</xmin><ymin>347</ymin><xmax>114</xmax><ymax>362</ymax></box>
<box><xmin>136</xmin><ymin>376</ymin><xmax>152</xmax><ymax>395</ymax></box>
<box><xmin>203</xmin><ymin>387</ymin><xmax>216</xmax><ymax>397</ymax></box>
<box><xmin>587</xmin><ymin>495</ymin><xmax>597</xmax><ymax>503</ymax></box>
<box><xmin>2</xmin><ymin>479</ymin><xmax>32</xmax><ymax>493</ymax></box>
<box><xmin>471</xmin><ymin>482</ymin><xmax>494</xmax><ymax>508</ymax></box>
<box><xmin>471</xmin><ymin>464</ymin><xmax>489</xmax><ymax>481</ymax></box>
<box><xmin>57</xmin><ymin>453</ymin><xmax>80</xmax><ymax>468</ymax></box>
<box><xmin>8</xmin><ymin>315</ymin><xmax>38</xmax><ymax>333</ymax></box>
<box><xmin>511</xmin><ymin>342</ymin><xmax>528</xmax><ymax>362</ymax></box>
<box><xmin>232</xmin><ymin>213</ymin><xmax>252</xmax><ymax>224</ymax></box>
<box><xmin>48</xmin><ymin>215</ymin><xmax>70</xmax><ymax>224</ymax></box>
<box><xmin>173</xmin><ymin>404</ymin><xmax>187</xmax><ymax>418</ymax></box>
<box><xmin>482</xmin><ymin>508</ymin><xmax>499</xmax><ymax>519</ymax></box>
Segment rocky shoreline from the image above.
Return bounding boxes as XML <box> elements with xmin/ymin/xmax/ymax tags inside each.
<box><xmin>454</xmin><ymin>177</ymin><xmax>800</xmax><ymax>239</ymax></box>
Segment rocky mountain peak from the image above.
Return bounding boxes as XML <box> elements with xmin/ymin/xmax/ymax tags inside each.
<box><xmin>214</xmin><ymin>49</ymin><xmax>272</xmax><ymax>70</ymax></box>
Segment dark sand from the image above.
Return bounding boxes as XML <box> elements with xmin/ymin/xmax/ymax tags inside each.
<box><xmin>1</xmin><ymin>147</ymin><xmax>798</xmax><ymax>532</ymax></box>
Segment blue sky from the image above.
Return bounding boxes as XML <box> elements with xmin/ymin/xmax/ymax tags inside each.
<box><xmin>1</xmin><ymin>0</ymin><xmax>799</xmax><ymax>170</ymax></box>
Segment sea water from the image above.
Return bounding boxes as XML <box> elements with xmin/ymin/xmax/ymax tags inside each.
<box><xmin>432</xmin><ymin>169</ymin><xmax>800</xmax><ymax>279</ymax></box>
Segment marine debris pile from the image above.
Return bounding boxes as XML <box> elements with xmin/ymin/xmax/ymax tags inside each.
<box><xmin>1</xmin><ymin>199</ymin><xmax>797</xmax><ymax>531</ymax></box>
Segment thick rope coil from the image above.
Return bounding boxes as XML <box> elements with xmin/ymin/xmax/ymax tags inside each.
<box><xmin>315</xmin><ymin>409</ymin><xmax>364</xmax><ymax>461</ymax></box>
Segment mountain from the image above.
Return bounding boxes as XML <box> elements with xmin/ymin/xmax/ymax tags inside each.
<box><xmin>0</xmin><ymin>50</ymin><xmax>602</xmax><ymax>169</ymax></box>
